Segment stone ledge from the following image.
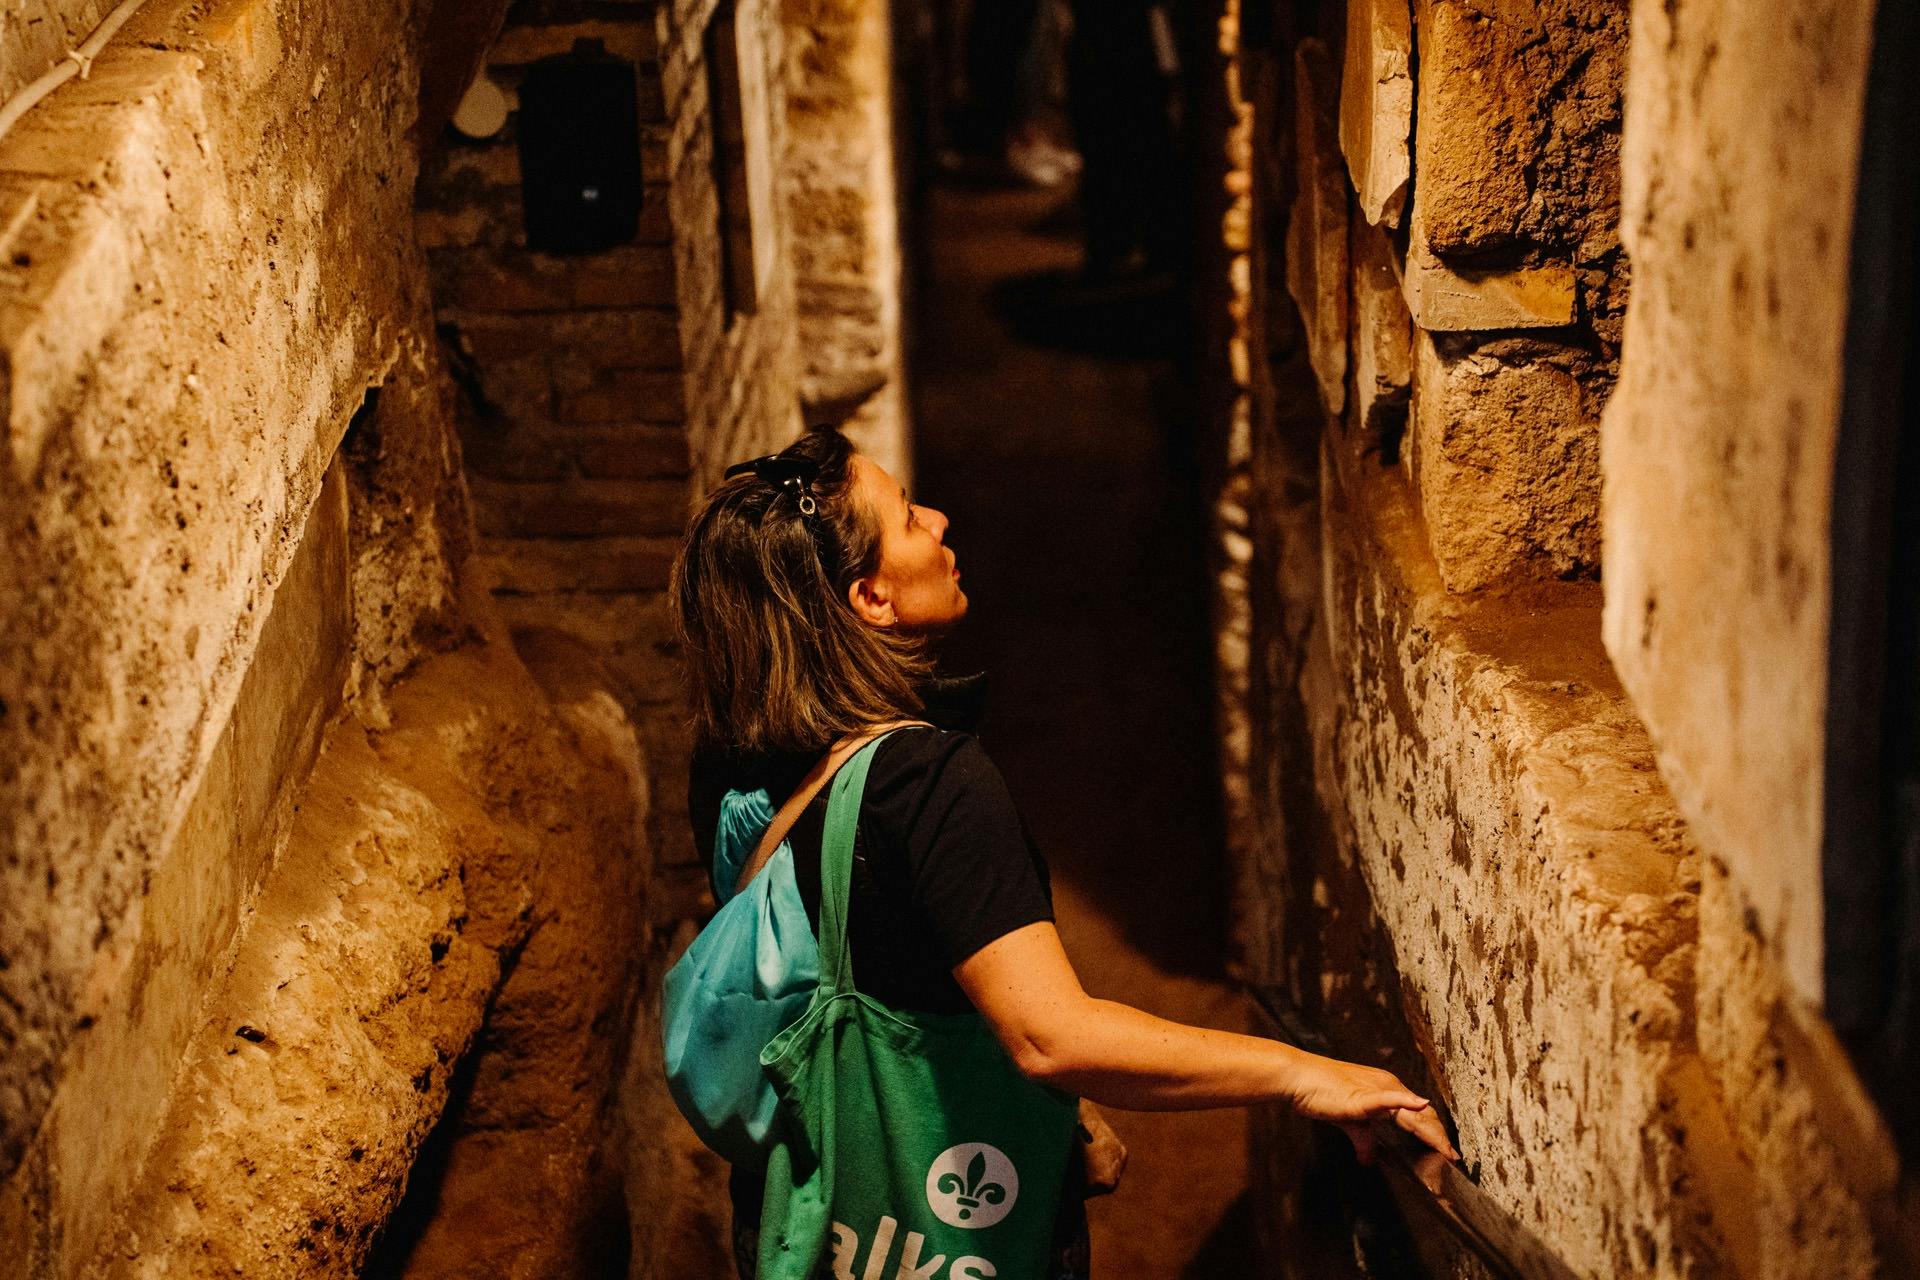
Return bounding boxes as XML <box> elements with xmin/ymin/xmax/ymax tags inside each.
<box><xmin>69</xmin><ymin>637</ymin><xmax>642</xmax><ymax>1278</ymax></box>
<box><xmin>1318</xmin><ymin>434</ymin><xmax>1744</xmax><ymax>1274</ymax></box>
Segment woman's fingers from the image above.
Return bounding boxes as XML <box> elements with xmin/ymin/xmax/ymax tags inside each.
<box><xmin>1369</xmin><ymin>1086</ymin><xmax>1429</xmax><ymax>1114</ymax></box>
<box><xmin>1391</xmin><ymin>1102</ymin><xmax>1460</xmax><ymax>1161</ymax></box>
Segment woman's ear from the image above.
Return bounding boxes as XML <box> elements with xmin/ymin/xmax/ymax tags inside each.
<box><xmin>848</xmin><ymin>574</ymin><xmax>896</xmax><ymax>628</ymax></box>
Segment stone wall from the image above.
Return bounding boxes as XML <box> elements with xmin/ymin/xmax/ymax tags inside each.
<box><xmin>1215</xmin><ymin>0</ymin><xmax>1886</xmax><ymax>1273</ymax></box>
<box><xmin>0</xmin><ymin>0</ymin><xmax>662</xmax><ymax>1272</ymax></box>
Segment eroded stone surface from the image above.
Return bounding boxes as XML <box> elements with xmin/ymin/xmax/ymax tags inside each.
<box><xmin>55</xmin><ymin>633</ymin><xmax>640</xmax><ymax>1279</ymax></box>
<box><xmin>1284</xmin><ymin>38</ymin><xmax>1347</xmax><ymax>419</ymax></box>
<box><xmin>374</xmin><ymin>632</ymin><xmax>652</xmax><ymax>1280</ymax></box>
<box><xmin>1337</xmin><ymin>0</ymin><xmax>1411</xmax><ymax>227</ymax></box>
<box><xmin>1406</xmin><ymin>330</ymin><xmax>1600</xmax><ymax>592</ymax></box>
<box><xmin>780</xmin><ymin>0</ymin><xmax>911</xmax><ymax>476</ymax></box>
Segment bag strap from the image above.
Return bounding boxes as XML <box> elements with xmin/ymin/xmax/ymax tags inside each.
<box><xmin>816</xmin><ymin>733</ymin><xmax>892</xmax><ymax>996</ymax></box>
<box><xmin>731</xmin><ymin>720</ymin><xmax>931</xmax><ymax>897</ymax></box>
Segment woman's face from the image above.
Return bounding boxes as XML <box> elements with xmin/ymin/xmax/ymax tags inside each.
<box><xmin>848</xmin><ymin>454</ymin><xmax>967</xmax><ymax>631</ymax></box>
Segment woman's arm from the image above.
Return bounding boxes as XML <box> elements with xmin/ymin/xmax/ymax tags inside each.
<box><xmin>953</xmin><ymin>921</ymin><xmax>1459</xmax><ymax>1162</ymax></box>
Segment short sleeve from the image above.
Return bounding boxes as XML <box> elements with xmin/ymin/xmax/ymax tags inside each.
<box><xmin>864</xmin><ymin>730</ymin><xmax>1054</xmax><ymax>968</ymax></box>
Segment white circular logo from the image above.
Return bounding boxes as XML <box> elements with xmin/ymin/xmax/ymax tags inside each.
<box><xmin>925</xmin><ymin>1143</ymin><xmax>1019</xmax><ymax>1230</ymax></box>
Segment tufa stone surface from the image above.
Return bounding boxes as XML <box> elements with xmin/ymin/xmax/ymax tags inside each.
<box><xmin>1283</xmin><ymin>38</ymin><xmax>1348</xmax><ymax>420</ymax></box>
<box><xmin>374</xmin><ymin>631</ymin><xmax>653</xmax><ymax>1280</ymax></box>
<box><xmin>1</xmin><ymin>461</ymin><xmax>353</xmax><ymax>1275</ymax></box>
<box><xmin>0</xmin><ymin>0</ymin><xmax>436</xmax><ymax>1196</ymax></box>
<box><xmin>1405</xmin><ymin>329</ymin><xmax>1601</xmax><ymax>592</ymax></box>
<box><xmin>1337</xmin><ymin>0</ymin><xmax>1412</xmax><ymax>228</ymax></box>
<box><xmin>778</xmin><ymin>0</ymin><xmax>913</xmax><ymax>477</ymax></box>
<box><xmin>1601</xmin><ymin>0</ymin><xmax>1875</xmax><ymax>1011</ymax></box>
<box><xmin>83</xmin><ymin>636</ymin><xmax>644</xmax><ymax>1279</ymax></box>
<box><xmin>1316</xmin><ymin>442</ymin><xmax>1732</xmax><ymax>1275</ymax></box>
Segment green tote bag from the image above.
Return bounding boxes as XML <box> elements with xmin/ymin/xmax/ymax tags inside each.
<box><xmin>756</xmin><ymin>735</ymin><xmax>1079</xmax><ymax>1280</ymax></box>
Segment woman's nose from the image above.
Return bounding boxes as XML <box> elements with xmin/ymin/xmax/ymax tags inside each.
<box><xmin>926</xmin><ymin>506</ymin><xmax>950</xmax><ymax>540</ymax></box>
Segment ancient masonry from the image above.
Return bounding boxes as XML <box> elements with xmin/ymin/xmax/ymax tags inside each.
<box><xmin>1211</xmin><ymin>0</ymin><xmax>1894</xmax><ymax>1275</ymax></box>
<box><xmin>0</xmin><ymin>0</ymin><xmax>1905</xmax><ymax>1272</ymax></box>
<box><xmin>0</xmin><ymin>0</ymin><xmax>904</xmax><ymax>1273</ymax></box>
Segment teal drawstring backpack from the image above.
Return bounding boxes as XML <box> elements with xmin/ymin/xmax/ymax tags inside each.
<box><xmin>661</xmin><ymin>781</ymin><xmax>821</xmax><ymax>1166</ymax></box>
<box><xmin>661</xmin><ymin>726</ymin><xmax>923</xmax><ymax>1167</ymax></box>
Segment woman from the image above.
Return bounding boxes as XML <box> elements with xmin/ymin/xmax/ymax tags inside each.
<box><xmin>674</xmin><ymin>428</ymin><xmax>1455</xmax><ymax>1277</ymax></box>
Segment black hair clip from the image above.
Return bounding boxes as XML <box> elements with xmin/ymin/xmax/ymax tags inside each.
<box><xmin>725</xmin><ymin>452</ymin><xmax>820</xmax><ymax>516</ymax></box>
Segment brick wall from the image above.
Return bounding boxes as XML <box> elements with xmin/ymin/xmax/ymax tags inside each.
<box><xmin>417</xmin><ymin>0</ymin><xmax>807</xmax><ymax>913</ymax></box>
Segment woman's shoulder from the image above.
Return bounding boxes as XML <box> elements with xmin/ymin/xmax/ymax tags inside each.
<box><xmin>869</xmin><ymin>723</ymin><xmax>992</xmax><ymax>781</ymax></box>
<box><xmin>862</xmin><ymin>726</ymin><xmax>1022</xmax><ymax>834</ymax></box>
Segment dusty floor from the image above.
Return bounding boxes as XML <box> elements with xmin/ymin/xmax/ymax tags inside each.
<box><xmin>912</xmin><ymin>181</ymin><xmax>1258</xmax><ymax>1276</ymax></box>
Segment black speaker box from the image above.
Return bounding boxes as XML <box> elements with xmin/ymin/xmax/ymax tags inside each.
<box><xmin>516</xmin><ymin>42</ymin><xmax>643</xmax><ymax>255</ymax></box>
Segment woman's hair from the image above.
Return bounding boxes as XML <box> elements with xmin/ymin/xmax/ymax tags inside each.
<box><xmin>671</xmin><ymin>428</ymin><xmax>930</xmax><ymax>753</ymax></box>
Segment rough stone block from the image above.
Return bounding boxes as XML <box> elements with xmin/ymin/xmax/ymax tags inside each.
<box><xmin>1410</xmin><ymin>0</ymin><xmax>1629</xmax><ymax>257</ymax></box>
<box><xmin>1338</xmin><ymin>0</ymin><xmax>1412</xmax><ymax>227</ymax></box>
<box><xmin>0</xmin><ymin>0</ymin><xmax>431</xmax><ymax>1215</ymax></box>
<box><xmin>570</xmin><ymin>244</ymin><xmax>677</xmax><ymax>308</ymax></box>
<box><xmin>0</xmin><ymin>49</ymin><xmax>203</xmax><ymax>478</ymax></box>
<box><xmin>1402</xmin><ymin>227</ymin><xmax>1576</xmax><ymax>331</ymax></box>
<box><xmin>431</xmin><ymin>248</ymin><xmax>574</xmax><ymax>313</ymax></box>
<box><xmin>575</xmin><ymin>422</ymin><xmax>693</xmax><ymax>477</ymax></box>
<box><xmin>75</xmin><ymin>640</ymin><xmax>640</xmax><ymax>1278</ymax></box>
<box><xmin>1348</xmin><ymin>218</ymin><xmax>1411</xmax><ymax>436</ymax></box>
<box><xmin>473</xmin><ymin>351</ymin><xmax>556</xmax><ymax>421</ymax></box>
<box><xmin>489</xmin><ymin>591</ymin><xmax>681</xmax><ymax>706</ymax></box>
<box><xmin>453</xmin><ymin>308</ymin><xmax>683</xmax><ymax>369</ymax></box>
<box><xmin>1283</xmin><ymin>39</ymin><xmax>1348</xmax><ymax>419</ymax></box>
<box><xmin>1407</xmin><ymin>330</ymin><xmax>1600</xmax><ymax>591</ymax></box>
<box><xmin>0</xmin><ymin>466</ymin><xmax>352</xmax><ymax>1270</ymax></box>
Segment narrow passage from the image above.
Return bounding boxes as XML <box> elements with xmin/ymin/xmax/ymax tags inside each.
<box><xmin>911</xmin><ymin>182</ymin><xmax>1259</xmax><ymax>1276</ymax></box>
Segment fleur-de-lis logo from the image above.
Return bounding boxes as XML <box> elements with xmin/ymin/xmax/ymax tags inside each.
<box><xmin>938</xmin><ymin>1151</ymin><xmax>1005</xmax><ymax>1220</ymax></box>
<box><xmin>925</xmin><ymin>1143</ymin><xmax>1019</xmax><ymax>1230</ymax></box>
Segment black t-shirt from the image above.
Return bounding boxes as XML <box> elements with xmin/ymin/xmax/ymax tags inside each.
<box><xmin>688</xmin><ymin>716</ymin><xmax>1053</xmax><ymax>1014</ymax></box>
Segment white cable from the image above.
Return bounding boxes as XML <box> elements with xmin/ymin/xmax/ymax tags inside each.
<box><xmin>0</xmin><ymin>0</ymin><xmax>154</xmax><ymax>146</ymax></box>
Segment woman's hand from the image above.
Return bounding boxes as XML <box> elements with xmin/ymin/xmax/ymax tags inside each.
<box><xmin>1283</xmin><ymin>1052</ymin><xmax>1459</xmax><ymax>1164</ymax></box>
